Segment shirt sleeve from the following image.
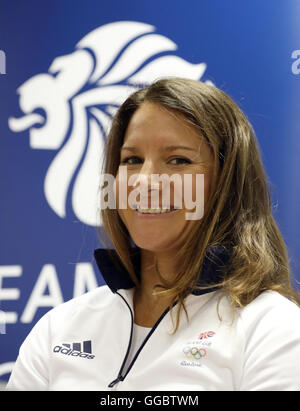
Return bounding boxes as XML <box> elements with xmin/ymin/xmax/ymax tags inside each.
<box><xmin>238</xmin><ymin>292</ymin><xmax>300</xmax><ymax>391</ymax></box>
<box><xmin>6</xmin><ymin>313</ymin><xmax>51</xmax><ymax>391</ymax></box>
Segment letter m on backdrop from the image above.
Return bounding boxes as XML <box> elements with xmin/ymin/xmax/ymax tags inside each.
<box><xmin>0</xmin><ymin>310</ymin><xmax>6</xmax><ymax>334</ymax></box>
<box><xmin>0</xmin><ymin>50</ymin><xmax>6</xmax><ymax>74</ymax></box>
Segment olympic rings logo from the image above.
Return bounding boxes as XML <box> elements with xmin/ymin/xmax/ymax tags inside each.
<box><xmin>183</xmin><ymin>346</ymin><xmax>207</xmax><ymax>360</ymax></box>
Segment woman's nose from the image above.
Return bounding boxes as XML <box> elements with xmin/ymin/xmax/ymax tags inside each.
<box><xmin>133</xmin><ymin>160</ymin><xmax>161</xmax><ymax>206</ymax></box>
<box><xmin>135</xmin><ymin>159</ymin><xmax>160</xmax><ymax>188</ymax></box>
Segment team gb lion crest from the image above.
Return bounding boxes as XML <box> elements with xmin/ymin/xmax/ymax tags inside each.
<box><xmin>8</xmin><ymin>21</ymin><xmax>211</xmax><ymax>226</ymax></box>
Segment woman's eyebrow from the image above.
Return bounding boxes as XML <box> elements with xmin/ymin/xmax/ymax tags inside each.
<box><xmin>121</xmin><ymin>145</ymin><xmax>198</xmax><ymax>152</ymax></box>
<box><xmin>163</xmin><ymin>145</ymin><xmax>198</xmax><ymax>152</ymax></box>
<box><xmin>121</xmin><ymin>146</ymin><xmax>138</xmax><ymax>152</ymax></box>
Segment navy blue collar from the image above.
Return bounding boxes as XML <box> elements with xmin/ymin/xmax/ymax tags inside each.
<box><xmin>94</xmin><ymin>245</ymin><xmax>232</xmax><ymax>297</ymax></box>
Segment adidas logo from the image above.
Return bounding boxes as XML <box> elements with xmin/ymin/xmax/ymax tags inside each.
<box><xmin>53</xmin><ymin>340</ymin><xmax>95</xmax><ymax>359</ymax></box>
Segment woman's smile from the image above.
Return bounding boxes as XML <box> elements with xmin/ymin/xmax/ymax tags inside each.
<box><xmin>134</xmin><ymin>207</ymin><xmax>180</xmax><ymax>217</ymax></box>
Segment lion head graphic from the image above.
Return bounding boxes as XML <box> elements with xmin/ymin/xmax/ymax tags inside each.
<box><xmin>8</xmin><ymin>21</ymin><xmax>212</xmax><ymax>226</ymax></box>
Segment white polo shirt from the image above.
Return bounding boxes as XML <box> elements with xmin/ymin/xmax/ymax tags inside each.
<box><xmin>6</xmin><ymin>247</ymin><xmax>300</xmax><ymax>391</ymax></box>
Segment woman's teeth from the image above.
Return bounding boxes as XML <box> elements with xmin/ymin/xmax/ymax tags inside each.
<box><xmin>136</xmin><ymin>207</ymin><xmax>174</xmax><ymax>214</ymax></box>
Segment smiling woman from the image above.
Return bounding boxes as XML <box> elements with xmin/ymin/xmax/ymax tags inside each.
<box><xmin>7</xmin><ymin>77</ymin><xmax>300</xmax><ymax>391</ymax></box>
<box><xmin>101</xmin><ymin>77</ymin><xmax>300</xmax><ymax>331</ymax></box>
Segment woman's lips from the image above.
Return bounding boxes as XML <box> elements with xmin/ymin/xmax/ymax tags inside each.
<box><xmin>133</xmin><ymin>207</ymin><xmax>180</xmax><ymax>218</ymax></box>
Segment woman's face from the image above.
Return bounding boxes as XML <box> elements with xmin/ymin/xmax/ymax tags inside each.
<box><xmin>116</xmin><ymin>102</ymin><xmax>214</xmax><ymax>253</ymax></box>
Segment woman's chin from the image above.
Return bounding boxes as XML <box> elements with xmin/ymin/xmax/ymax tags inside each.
<box><xmin>133</xmin><ymin>236</ymin><xmax>180</xmax><ymax>253</ymax></box>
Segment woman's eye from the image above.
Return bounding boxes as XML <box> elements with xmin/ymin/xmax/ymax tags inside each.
<box><xmin>169</xmin><ymin>157</ymin><xmax>191</xmax><ymax>165</ymax></box>
<box><xmin>120</xmin><ymin>156</ymin><xmax>191</xmax><ymax>165</ymax></box>
<box><xmin>120</xmin><ymin>156</ymin><xmax>142</xmax><ymax>165</ymax></box>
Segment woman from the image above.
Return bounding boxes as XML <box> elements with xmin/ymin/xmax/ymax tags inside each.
<box><xmin>7</xmin><ymin>77</ymin><xmax>300</xmax><ymax>391</ymax></box>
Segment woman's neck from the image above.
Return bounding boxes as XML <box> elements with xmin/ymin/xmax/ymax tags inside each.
<box><xmin>133</xmin><ymin>248</ymin><xmax>178</xmax><ymax>327</ymax></box>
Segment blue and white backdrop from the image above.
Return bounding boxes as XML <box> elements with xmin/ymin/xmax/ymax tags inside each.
<box><xmin>1</xmin><ymin>0</ymin><xmax>300</xmax><ymax>384</ymax></box>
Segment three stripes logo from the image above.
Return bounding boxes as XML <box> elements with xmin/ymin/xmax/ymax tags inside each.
<box><xmin>53</xmin><ymin>340</ymin><xmax>95</xmax><ymax>359</ymax></box>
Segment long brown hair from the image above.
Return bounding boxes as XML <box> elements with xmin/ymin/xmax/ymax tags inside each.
<box><xmin>100</xmin><ymin>77</ymin><xmax>300</xmax><ymax>332</ymax></box>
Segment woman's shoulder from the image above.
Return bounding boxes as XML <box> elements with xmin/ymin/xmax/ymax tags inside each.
<box><xmin>236</xmin><ymin>290</ymin><xmax>300</xmax><ymax>390</ymax></box>
<box><xmin>37</xmin><ymin>285</ymin><xmax>115</xmax><ymax>325</ymax></box>
<box><xmin>237</xmin><ymin>289</ymin><xmax>300</xmax><ymax>338</ymax></box>
<box><xmin>240</xmin><ymin>289</ymin><xmax>300</xmax><ymax>316</ymax></box>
